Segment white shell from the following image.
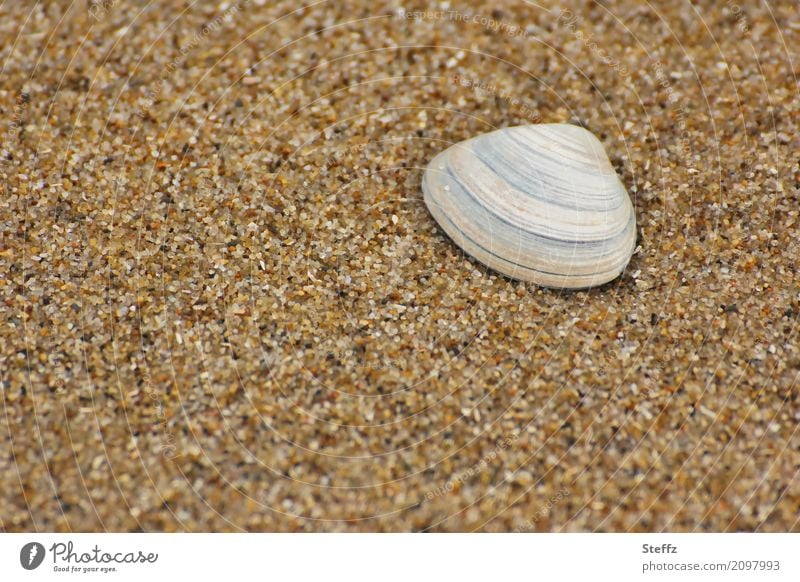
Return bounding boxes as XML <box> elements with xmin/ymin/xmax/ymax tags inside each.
<box><xmin>422</xmin><ymin>124</ymin><xmax>636</xmax><ymax>289</ymax></box>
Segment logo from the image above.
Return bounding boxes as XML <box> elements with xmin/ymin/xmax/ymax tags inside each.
<box><xmin>20</xmin><ymin>542</ymin><xmax>46</xmax><ymax>570</ymax></box>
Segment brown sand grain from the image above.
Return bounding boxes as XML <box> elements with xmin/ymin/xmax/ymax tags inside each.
<box><xmin>1</xmin><ymin>0</ymin><xmax>798</xmax><ymax>531</ymax></box>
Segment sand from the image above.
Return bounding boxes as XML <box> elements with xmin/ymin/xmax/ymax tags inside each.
<box><xmin>1</xmin><ymin>0</ymin><xmax>798</xmax><ymax>532</ymax></box>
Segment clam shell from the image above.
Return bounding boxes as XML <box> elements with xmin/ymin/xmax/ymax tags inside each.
<box><xmin>422</xmin><ymin>124</ymin><xmax>636</xmax><ymax>289</ymax></box>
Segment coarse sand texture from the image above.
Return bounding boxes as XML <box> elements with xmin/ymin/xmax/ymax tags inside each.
<box><xmin>1</xmin><ymin>1</ymin><xmax>799</xmax><ymax>532</ymax></box>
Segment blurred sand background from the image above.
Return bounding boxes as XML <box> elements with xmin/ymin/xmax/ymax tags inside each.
<box><xmin>1</xmin><ymin>0</ymin><xmax>799</xmax><ymax>531</ymax></box>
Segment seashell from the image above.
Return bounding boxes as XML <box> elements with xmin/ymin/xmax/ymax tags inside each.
<box><xmin>422</xmin><ymin>124</ymin><xmax>636</xmax><ymax>289</ymax></box>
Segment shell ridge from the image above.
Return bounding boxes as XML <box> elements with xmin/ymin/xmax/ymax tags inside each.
<box><xmin>447</xmin><ymin>147</ymin><xmax>630</xmax><ymax>241</ymax></box>
<box><xmin>425</xmin><ymin>193</ymin><xmax>633</xmax><ymax>279</ymax></box>
<box><xmin>422</xmin><ymin>124</ymin><xmax>637</xmax><ymax>288</ymax></box>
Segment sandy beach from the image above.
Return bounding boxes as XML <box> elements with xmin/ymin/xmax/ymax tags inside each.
<box><xmin>1</xmin><ymin>0</ymin><xmax>798</xmax><ymax>531</ymax></box>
